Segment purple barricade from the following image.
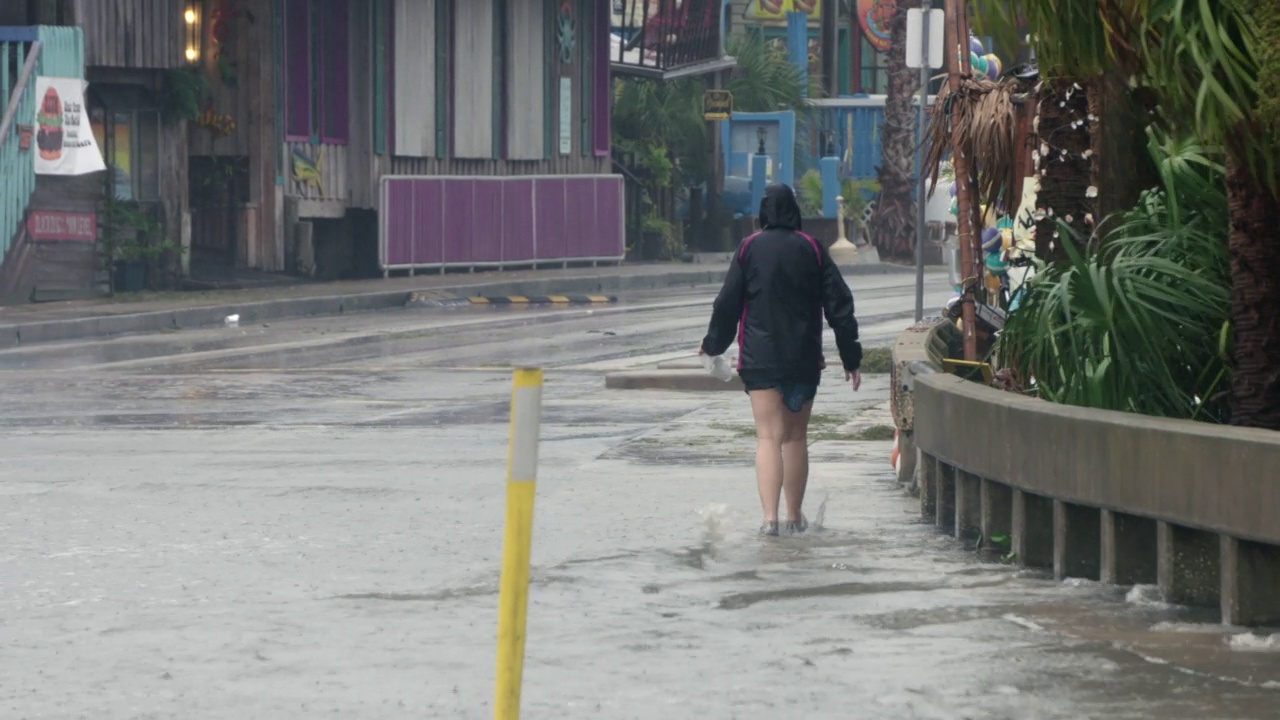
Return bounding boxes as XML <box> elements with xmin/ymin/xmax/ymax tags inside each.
<box><xmin>379</xmin><ymin>175</ymin><xmax>625</xmax><ymax>273</ymax></box>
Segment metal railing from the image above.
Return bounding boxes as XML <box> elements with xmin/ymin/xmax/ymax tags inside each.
<box><xmin>0</xmin><ymin>26</ymin><xmax>85</xmax><ymax>261</ymax></box>
<box><xmin>611</xmin><ymin>0</ymin><xmax>730</xmax><ymax>79</ymax></box>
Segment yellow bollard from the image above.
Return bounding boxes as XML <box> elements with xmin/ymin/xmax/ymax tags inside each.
<box><xmin>494</xmin><ymin>368</ymin><xmax>544</xmax><ymax>720</ymax></box>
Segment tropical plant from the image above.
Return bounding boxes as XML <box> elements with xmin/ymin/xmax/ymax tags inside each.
<box><xmin>999</xmin><ymin>130</ymin><xmax>1231</xmax><ymax>421</ymax></box>
<box><xmin>870</xmin><ymin>0</ymin><xmax>927</xmax><ymax>261</ymax></box>
<box><xmin>797</xmin><ymin>169</ymin><xmax>880</xmax><ymax>228</ymax></box>
<box><xmin>971</xmin><ymin>0</ymin><xmax>1158</xmax><ymax>259</ymax></box>
<box><xmin>975</xmin><ymin>0</ymin><xmax>1280</xmax><ymax>429</ymax></box>
<box><xmin>923</xmin><ymin>76</ymin><xmax>1019</xmax><ymax>213</ymax></box>
<box><xmin>100</xmin><ymin>197</ymin><xmax>181</xmax><ymax>295</ymax></box>
<box><xmin>160</xmin><ymin>67</ymin><xmax>212</xmax><ymax>123</ymax></box>
<box><xmin>640</xmin><ymin>205</ymin><xmax>681</xmax><ymax>260</ymax></box>
<box><xmin>797</xmin><ymin>170</ymin><xmax>825</xmax><ymax>217</ymax></box>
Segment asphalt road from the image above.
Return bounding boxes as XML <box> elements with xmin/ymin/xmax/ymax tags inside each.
<box><xmin>2</xmin><ymin>274</ymin><xmax>1277</xmax><ymax>719</ymax></box>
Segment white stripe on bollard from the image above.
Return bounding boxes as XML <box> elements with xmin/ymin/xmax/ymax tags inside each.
<box><xmin>509</xmin><ymin>385</ymin><xmax>542</xmax><ymax>483</ymax></box>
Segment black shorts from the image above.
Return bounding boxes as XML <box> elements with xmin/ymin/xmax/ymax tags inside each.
<box><xmin>739</xmin><ymin>370</ymin><xmax>818</xmax><ymax>412</ymax></box>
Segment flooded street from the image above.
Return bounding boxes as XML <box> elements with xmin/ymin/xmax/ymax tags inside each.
<box><xmin>2</xmin><ymin>276</ymin><xmax>1277</xmax><ymax>718</ymax></box>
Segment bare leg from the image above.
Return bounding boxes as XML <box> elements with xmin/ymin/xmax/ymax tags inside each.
<box><xmin>749</xmin><ymin>390</ymin><xmax>786</xmax><ymax>524</ymax></box>
<box><xmin>781</xmin><ymin>400</ymin><xmax>814</xmax><ymax>523</ymax></box>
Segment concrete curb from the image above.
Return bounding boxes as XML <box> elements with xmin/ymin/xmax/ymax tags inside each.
<box><xmin>0</xmin><ymin>263</ymin><xmax>914</xmax><ymax>346</ymax></box>
<box><xmin>604</xmin><ymin>369</ymin><xmax>744</xmax><ymax>392</ymax></box>
<box><xmin>467</xmin><ymin>294</ymin><xmax>617</xmax><ymax>305</ymax></box>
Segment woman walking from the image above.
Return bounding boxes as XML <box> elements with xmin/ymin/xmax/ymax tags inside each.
<box><xmin>700</xmin><ymin>184</ymin><xmax>863</xmax><ymax>536</ymax></box>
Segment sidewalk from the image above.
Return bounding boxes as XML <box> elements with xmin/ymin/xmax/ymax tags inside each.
<box><xmin>0</xmin><ymin>261</ymin><xmax>916</xmax><ymax>346</ymax></box>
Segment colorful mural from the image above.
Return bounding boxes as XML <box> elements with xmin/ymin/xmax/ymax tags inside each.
<box><xmin>751</xmin><ymin>0</ymin><xmax>821</xmax><ymax>21</ymax></box>
<box><xmin>856</xmin><ymin>0</ymin><xmax>893</xmax><ymax>52</ymax></box>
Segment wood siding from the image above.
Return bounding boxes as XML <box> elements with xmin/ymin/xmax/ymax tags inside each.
<box><xmin>453</xmin><ymin>0</ymin><xmax>495</xmax><ymax>159</ymax></box>
<box><xmin>286</xmin><ymin>140</ymin><xmax>350</xmax><ymax>209</ymax></box>
<box><xmin>507</xmin><ymin>0</ymin><xmax>545</xmax><ymax>160</ymax></box>
<box><xmin>183</xmin><ymin>0</ymin><xmax>281</xmax><ymax>271</ymax></box>
<box><xmin>388</xmin><ymin>0</ymin><xmax>608</xmax><ymax>188</ymax></box>
<box><xmin>393</xmin><ymin>0</ymin><xmax>436</xmax><ymax>157</ymax></box>
<box><xmin>348</xmin><ymin>2</ymin><xmax>378</xmax><ymax>210</ymax></box>
<box><xmin>288</xmin><ymin>3</ymin><xmax>380</xmax><ymax>216</ymax></box>
<box><xmin>69</xmin><ymin>0</ymin><xmax>184</xmax><ymax>69</ymax></box>
<box><xmin>297</xmin><ymin>0</ymin><xmax>609</xmax><ymax>216</ymax></box>
<box><xmin>188</xmin><ymin>0</ymin><xmax>271</xmax><ymax>157</ymax></box>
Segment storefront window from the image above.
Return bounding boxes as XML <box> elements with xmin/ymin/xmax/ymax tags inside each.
<box><xmin>111</xmin><ymin>112</ymin><xmax>134</xmax><ymax>200</ymax></box>
<box><xmin>858</xmin><ymin>34</ymin><xmax>888</xmax><ymax>95</ymax></box>
<box><xmin>90</xmin><ymin>105</ymin><xmax>160</xmax><ymax>202</ymax></box>
<box><xmin>136</xmin><ymin>111</ymin><xmax>160</xmax><ymax>200</ymax></box>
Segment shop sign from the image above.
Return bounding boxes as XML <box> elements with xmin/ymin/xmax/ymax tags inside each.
<box><xmin>703</xmin><ymin>90</ymin><xmax>733</xmax><ymax>121</ymax></box>
<box><xmin>33</xmin><ymin>76</ymin><xmax>107</xmax><ymax>176</ymax></box>
<box><xmin>27</xmin><ymin>211</ymin><xmax>98</xmax><ymax>242</ymax></box>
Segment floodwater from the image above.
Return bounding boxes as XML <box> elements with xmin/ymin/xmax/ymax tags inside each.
<box><xmin>1</xmin><ymin>278</ymin><xmax>1277</xmax><ymax>719</ymax></box>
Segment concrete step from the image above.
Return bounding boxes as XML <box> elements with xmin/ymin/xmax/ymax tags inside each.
<box><xmin>655</xmin><ymin>356</ymin><xmax>707</xmax><ymax>370</ymax></box>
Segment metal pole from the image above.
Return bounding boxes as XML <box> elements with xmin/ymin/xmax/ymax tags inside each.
<box><xmin>914</xmin><ymin>11</ymin><xmax>929</xmax><ymax>323</ymax></box>
<box><xmin>944</xmin><ymin>0</ymin><xmax>979</xmax><ymax>362</ymax></box>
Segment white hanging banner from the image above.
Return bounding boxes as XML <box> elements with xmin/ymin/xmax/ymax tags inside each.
<box><xmin>33</xmin><ymin>76</ymin><xmax>106</xmax><ymax>176</ymax></box>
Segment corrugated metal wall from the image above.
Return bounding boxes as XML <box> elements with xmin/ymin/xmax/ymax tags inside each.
<box><xmin>453</xmin><ymin>0</ymin><xmax>495</xmax><ymax>158</ymax></box>
<box><xmin>70</xmin><ymin>0</ymin><xmax>183</xmax><ymax>69</ymax></box>
<box><xmin>380</xmin><ymin>175</ymin><xmax>625</xmax><ymax>272</ymax></box>
<box><xmin>393</xmin><ymin>0</ymin><xmax>436</xmax><ymax>157</ymax></box>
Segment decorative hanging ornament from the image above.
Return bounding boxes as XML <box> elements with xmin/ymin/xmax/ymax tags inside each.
<box><xmin>981</xmin><ymin>227</ymin><xmax>1002</xmax><ymax>252</ymax></box>
<box><xmin>969</xmin><ymin>36</ymin><xmax>985</xmax><ymax>56</ymax></box>
<box><xmin>984</xmin><ymin>54</ymin><xmax>1002</xmax><ymax>80</ymax></box>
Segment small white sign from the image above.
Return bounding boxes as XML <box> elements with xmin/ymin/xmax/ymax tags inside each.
<box><xmin>905</xmin><ymin>9</ymin><xmax>945</xmax><ymax>70</ymax></box>
<box><xmin>33</xmin><ymin>76</ymin><xmax>106</xmax><ymax>176</ymax></box>
<box><xmin>559</xmin><ymin>77</ymin><xmax>572</xmax><ymax>155</ymax></box>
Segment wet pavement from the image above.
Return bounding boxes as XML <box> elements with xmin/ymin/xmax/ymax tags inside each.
<box><xmin>2</xmin><ymin>276</ymin><xmax>1277</xmax><ymax>719</ymax></box>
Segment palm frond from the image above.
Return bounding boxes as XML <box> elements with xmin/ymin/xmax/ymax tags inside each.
<box><xmin>923</xmin><ymin>77</ymin><xmax>1020</xmax><ymax>212</ymax></box>
<box><xmin>999</xmin><ymin>131</ymin><xmax>1232</xmax><ymax>422</ymax></box>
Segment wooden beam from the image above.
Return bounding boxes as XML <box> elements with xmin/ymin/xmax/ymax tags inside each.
<box><xmin>943</xmin><ymin>0</ymin><xmax>979</xmax><ymax>361</ymax></box>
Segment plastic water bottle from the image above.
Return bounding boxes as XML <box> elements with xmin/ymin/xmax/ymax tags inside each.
<box><xmin>700</xmin><ymin>353</ymin><xmax>735</xmax><ymax>382</ymax></box>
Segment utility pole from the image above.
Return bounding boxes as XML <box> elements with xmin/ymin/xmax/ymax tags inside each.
<box><xmin>944</xmin><ymin>0</ymin><xmax>979</xmax><ymax>362</ymax></box>
<box><xmin>907</xmin><ymin>6</ymin><xmax>943</xmax><ymax>322</ymax></box>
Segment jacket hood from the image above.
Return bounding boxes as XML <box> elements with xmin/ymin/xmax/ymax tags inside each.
<box><xmin>759</xmin><ymin>183</ymin><xmax>803</xmax><ymax>231</ymax></box>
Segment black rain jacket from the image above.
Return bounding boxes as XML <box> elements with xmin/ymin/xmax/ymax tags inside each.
<box><xmin>700</xmin><ymin>184</ymin><xmax>862</xmax><ymax>384</ymax></box>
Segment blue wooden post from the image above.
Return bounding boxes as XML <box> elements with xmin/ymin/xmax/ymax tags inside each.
<box><xmin>820</xmin><ymin>156</ymin><xmax>840</xmax><ymax>218</ymax></box>
<box><xmin>751</xmin><ymin>153</ymin><xmax>769</xmax><ymax>217</ymax></box>
<box><xmin>787</xmin><ymin>12</ymin><xmax>808</xmax><ymax>97</ymax></box>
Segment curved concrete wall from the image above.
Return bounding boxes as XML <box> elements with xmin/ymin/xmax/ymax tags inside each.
<box><xmin>915</xmin><ymin>373</ymin><xmax>1280</xmax><ymax>547</ymax></box>
<box><xmin>902</xmin><ymin>324</ymin><xmax>1280</xmax><ymax>627</ymax></box>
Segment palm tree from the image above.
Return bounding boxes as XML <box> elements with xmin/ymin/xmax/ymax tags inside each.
<box><xmin>1143</xmin><ymin>0</ymin><xmax>1280</xmax><ymax>429</ymax></box>
<box><xmin>977</xmin><ymin>0</ymin><xmax>1280</xmax><ymax>429</ymax></box>
<box><xmin>973</xmin><ymin>0</ymin><xmax>1156</xmax><ymax>261</ymax></box>
<box><xmin>870</xmin><ymin>0</ymin><xmax>927</xmax><ymax>261</ymax></box>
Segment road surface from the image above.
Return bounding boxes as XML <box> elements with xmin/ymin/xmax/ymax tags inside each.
<box><xmin>2</xmin><ymin>273</ymin><xmax>1277</xmax><ymax>719</ymax></box>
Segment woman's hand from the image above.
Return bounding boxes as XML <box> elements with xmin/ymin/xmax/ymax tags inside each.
<box><xmin>845</xmin><ymin>370</ymin><xmax>862</xmax><ymax>392</ymax></box>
